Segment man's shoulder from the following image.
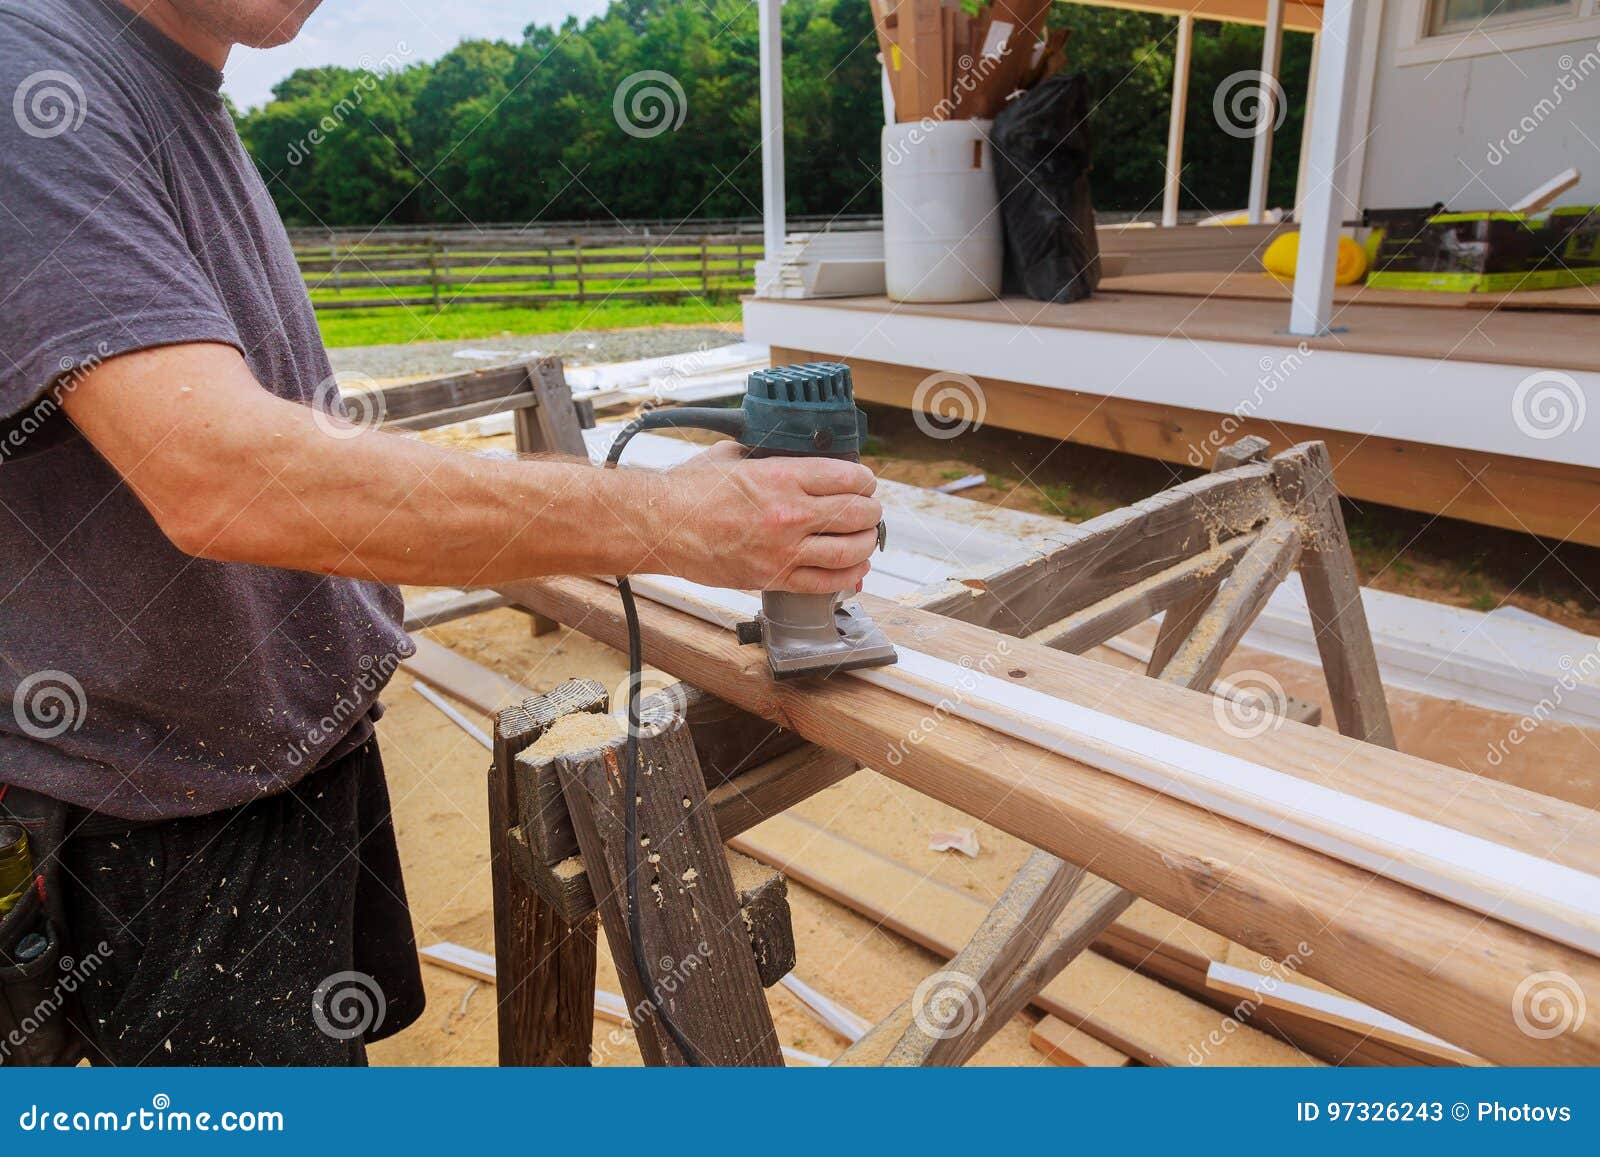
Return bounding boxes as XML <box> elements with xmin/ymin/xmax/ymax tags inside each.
<box><xmin>0</xmin><ymin>0</ymin><xmax>131</xmax><ymax>82</ymax></box>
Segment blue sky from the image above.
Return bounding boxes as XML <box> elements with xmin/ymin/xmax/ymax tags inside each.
<box><xmin>222</xmin><ymin>0</ymin><xmax>611</xmax><ymax>110</ymax></box>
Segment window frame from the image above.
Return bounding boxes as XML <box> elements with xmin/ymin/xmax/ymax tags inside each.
<box><xmin>1397</xmin><ymin>0</ymin><xmax>1600</xmax><ymax>65</ymax></box>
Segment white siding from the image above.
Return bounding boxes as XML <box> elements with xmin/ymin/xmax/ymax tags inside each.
<box><xmin>1361</xmin><ymin>6</ymin><xmax>1600</xmax><ymax>209</ymax></box>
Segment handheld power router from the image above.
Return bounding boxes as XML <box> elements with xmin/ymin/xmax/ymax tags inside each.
<box><xmin>605</xmin><ymin>360</ymin><xmax>899</xmax><ymax>680</ymax></box>
<box><xmin>602</xmin><ymin>362</ymin><xmax>898</xmax><ymax>1064</ymax></box>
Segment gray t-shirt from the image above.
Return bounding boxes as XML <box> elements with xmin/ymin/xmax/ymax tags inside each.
<box><xmin>0</xmin><ymin>0</ymin><xmax>411</xmax><ymax>819</ymax></box>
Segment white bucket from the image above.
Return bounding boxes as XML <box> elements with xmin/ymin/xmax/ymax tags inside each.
<box><xmin>881</xmin><ymin>119</ymin><xmax>1003</xmax><ymax>303</ymax></box>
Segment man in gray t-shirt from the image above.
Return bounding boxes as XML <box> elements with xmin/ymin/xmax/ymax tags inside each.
<box><xmin>0</xmin><ymin>0</ymin><xmax>882</xmax><ymax>1064</ymax></box>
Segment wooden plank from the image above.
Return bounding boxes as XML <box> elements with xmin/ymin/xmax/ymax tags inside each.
<box><xmin>1031</xmin><ymin>1015</ymin><xmax>1133</xmax><ymax>1067</ymax></box>
<box><xmin>1031</xmin><ymin>534</ymin><xmax>1256</xmax><ymax>656</ymax></box>
<box><xmin>489</xmin><ymin>683</ymin><xmax>601</xmax><ymax>1066</ymax></box>
<box><xmin>737</xmin><ymin>813</ymin><xmax>1317</xmax><ymax>1066</ymax></box>
<box><xmin>1206</xmin><ymin>958</ymin><xmax>1482</xmax><ymax>1066</ymax></box>
<box><xmin>371</xmin><ymin>361</ymin><xmax>533</xmax><ymax>429</ymax></box>
<box><xmin>627</xmin><ymin>575</ymin><xmax>1600</xmax><ymax>957</ymax></box>
<box><xmin>500</xmin><ymin>573</ymin><xmax>1600</xmax><ymax>1064</ymax></box>
<box><xmin>553</xmin><ymin>714</ymin><xmax>784</xmax><ymax>1066</ymax></box>
<box><xmin>1273</xmin><ymin>443</ymin><xmax>1397</xmax><ymax>747</ymax></box>
<box><xmin>402</xmin><ymin>588</ymin><xmax>510</xmax><ymax>631</ymax></box>
<box><xmin>519</xmin><ymin>359</ymin><xmax>589</xmax><ymax>458</ymax></box>
<box><xmin>883</xmin><ymin>851</ymin><xmax>1084</xmax><ymax>1066</ymax></box>
<box><xmin>920</xmin><ymin>466</ymin><xmax>1278</xmax><ymax>635</ymax></box>
<box><xmin>1162</xmin><ymin>517</ymin><xmax>1303</xmax><ymax>689</ymax></box>
<box><xmin>778</xmin><ymin>348</ymin><xmax>1600</xmax><ymax>548</ymax></box>
<box><xmin>727</xmin><ymin>851</ymin><xmax>797</xmax><ymax>988</ymax></box>
<box><xmin>402</xmin><ymin>636</ymin><xmax>533</xmax><ymax>714</ymax></box>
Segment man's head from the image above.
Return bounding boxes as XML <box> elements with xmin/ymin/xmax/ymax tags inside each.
<box><xmin>131</xmin><ymin>0</ymin><xmax>325</xmax><ymax>53</ymax></box>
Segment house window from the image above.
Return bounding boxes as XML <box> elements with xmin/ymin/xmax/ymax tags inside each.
<box><xmin>1429</xmin><ymin>0</ymin><xmax>1575</xmax><ymax>35</ymax></box>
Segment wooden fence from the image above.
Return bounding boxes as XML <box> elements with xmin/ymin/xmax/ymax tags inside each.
<box><xmin>292</xmin><ymin>216</ymin><xmax>881</xmax><ymax>311</ymax></box>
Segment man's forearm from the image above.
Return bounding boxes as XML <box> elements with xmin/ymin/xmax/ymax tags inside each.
<box><xmin>63</xmin><ymin>342</ymin><xmax>884</xmax><ymax>595</ymax></box>
<box><xmin>194</xmin><ymin>415</ymin><xmax>674</xmax><ymax>586</ymax></box>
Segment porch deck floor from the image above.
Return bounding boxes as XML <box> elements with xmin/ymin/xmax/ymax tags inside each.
<box><xmin>791</xmin><ymin>287</ymin><xmax>1600</xmax><ymax>373</ymax></box>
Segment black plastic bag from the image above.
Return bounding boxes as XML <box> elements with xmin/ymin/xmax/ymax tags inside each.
<box><xmin>991</xmin><ymin>72</ymin><xmax>1100</xmax><ymax>303</ymax></box>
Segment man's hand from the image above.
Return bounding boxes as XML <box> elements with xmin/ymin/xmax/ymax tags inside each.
<box><xmin>59</xmin><ymin>342</ymin><xmax>883</xmax><ymax>594</ymax></box>
<box><xmin>658</xmin><ymin>442</ymin><xmax>882</xmax><ymax>594</ymax></box>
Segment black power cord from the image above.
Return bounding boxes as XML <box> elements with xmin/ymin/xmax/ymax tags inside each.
<box><xmin>604</xmin><ymin>408</ymin><xmax>742</xmax><ymax>1068</ymax></box>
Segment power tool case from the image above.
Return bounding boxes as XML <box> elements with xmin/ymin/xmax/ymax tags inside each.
<box><xmin>0</xmin><ymin>787</ymin><xmax>89</xmax><ymax>1067</ymax></box>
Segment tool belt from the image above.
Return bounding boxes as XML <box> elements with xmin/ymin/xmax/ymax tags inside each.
<box><xmin>0</xmin><ymin>786</ymin><xmax>89</xmax><ymax>1067</ymax></box>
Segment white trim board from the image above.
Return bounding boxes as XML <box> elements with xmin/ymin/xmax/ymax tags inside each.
<box><xmin>1204</xmin><ymin>961</ymin><xmax>1481</xmax><ymax>1064</ymax></box>
<box><xmin>624</xmin><ymin>573</ymin><xmax>1600</xmax><ymax>956</ymax></box>
<box><xmin>1248</xmin><ymin>577</ymin><xmax>1600</xmax><ymax>732</ymax></box>
<box><xmin>743</xmin><ymin>299</ymin><xmax>1600</xmax><ymax>469</ymax></box>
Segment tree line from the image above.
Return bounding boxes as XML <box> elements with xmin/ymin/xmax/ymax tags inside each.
<box><xmin>233</xmin><ymin>0</ymin><xmax>1311</xmax><ymax>228</ymax></box>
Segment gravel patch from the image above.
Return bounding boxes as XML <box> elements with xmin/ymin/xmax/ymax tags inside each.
<box><xmin>328</xmin><ymin>326</ymin><xmax>743</xmax><ymax>381</ymax></box>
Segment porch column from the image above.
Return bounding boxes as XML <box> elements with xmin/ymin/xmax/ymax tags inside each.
<box><xmin>1293</xmin><ymin>30</ymin><xmax>1321</xmax><ymax>220</ymax></box>
<box><xmin>1162</xmin><ymin>14</ymin><xmax>1193</xmax><ymax>228</ymax></box>
<box><xmin>1289</xmin><ymin>0</ymin><xmax>1359</xmax><ymax>336</ymax></box>
<box><xmin>759</xmin><ymin>0</ymin><xmax>786</xmax><ymax>259</ymax></box>
<box><xmin>1247</xmin><ymin>0</ymin><xmax>1286</xmax><ymax>223</ymax></box>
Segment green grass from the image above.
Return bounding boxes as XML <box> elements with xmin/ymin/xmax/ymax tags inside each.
<box><xmin>316</xmin><ymin>298</ymin><xmax>743</xmax><ymax>349</ymax></box>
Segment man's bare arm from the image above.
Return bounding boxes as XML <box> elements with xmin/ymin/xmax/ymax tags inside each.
<box><xmin>60</xmin><ymin>342</ymin><xmax>883</xmax><ymax>593</ymax></box>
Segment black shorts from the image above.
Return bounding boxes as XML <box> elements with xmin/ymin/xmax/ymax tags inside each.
<box><xmin>58</xmin><ymin>738</ymin><xmax>425</xmax><ymax>1066</ymax></box>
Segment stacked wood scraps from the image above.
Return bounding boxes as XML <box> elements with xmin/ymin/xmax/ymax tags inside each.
<box><xmin>754</xmin><ymin>232</ymin><xmax>887</xmax><ymax>300</ymax></box>
<box><xmin>870</xmin><ymin>0</ymin><xmax>1068</xmax><ymax>122</ymax></box>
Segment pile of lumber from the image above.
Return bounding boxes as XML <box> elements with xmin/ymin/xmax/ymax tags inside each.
<box><xmin>754</xmin><ymin>231</ymin><xmax>887</xmax><ymax>300</ymax></box>
<box><xmin>870</xmin><ymin>0</ymin><xmax>1067</xmax><ymax>122</ymax></box>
